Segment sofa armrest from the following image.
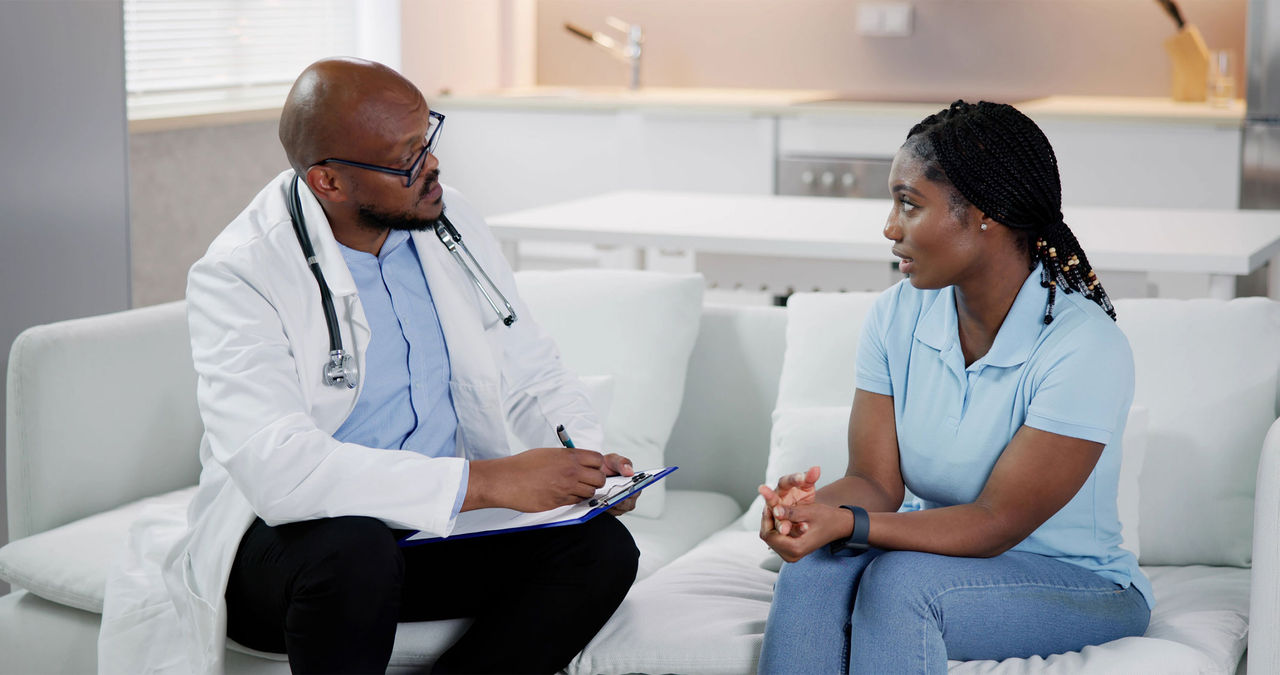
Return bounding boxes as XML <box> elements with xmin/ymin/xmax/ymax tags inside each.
<box><xmin>1249</xmin><ymin>416</ymin><xmax>1280</xmax><ymax>673</ymax></box>
<box><xmin>6</xmin><ymin>301</ymin><xmax>202</xmax><ymax>539</ymax></box>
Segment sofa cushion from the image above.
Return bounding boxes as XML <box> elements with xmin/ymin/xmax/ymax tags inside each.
<box><xmin>0</xmin><ymin>487</ymin><xmax>196</xmax><ymax>613</ymax></box>
<box><xmin>514</xmin><ymin>270</ymin><xmax>705</xmax><ymax>518</ymax></box>
<box><xmin>569</xmin><ymin>528</ymin><xmax>778</xmax><ymax>675</ymax></box>
<box><xmin>571</xmin><ymin>527</ymin><xmax>1250</xmax><ymax>675</ymax></box>
<box><xmin>624</xmin><ymin>490</ymin><xmax>742</xmax><ymax>581</ymax></box>
<box><xmin>1115</xmin><ymin>297</ymin><xmax>1280</xmax><ymax>566</ymax></box>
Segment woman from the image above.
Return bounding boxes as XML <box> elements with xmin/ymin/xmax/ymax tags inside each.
<box><xmin>757</xmin><ymin>101</ymin><xmax>1152</xmax><ymax>674</ymax></box>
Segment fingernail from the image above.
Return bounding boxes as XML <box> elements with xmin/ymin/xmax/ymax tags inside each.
<box><xmin>793</xmin><ymin>472</ymin><xmax>805</xmax><ymax>482</ymax></box>
<box><xmin>773</xmin><ymin>506</ymin><xmax>785</xmax><ymax>518</ymax></box>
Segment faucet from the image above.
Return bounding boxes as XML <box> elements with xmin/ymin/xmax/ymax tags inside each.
<box><xmin>564</xmin><ymin>17</ymin><xmax>643</xmax><ymax>90</ymax></box>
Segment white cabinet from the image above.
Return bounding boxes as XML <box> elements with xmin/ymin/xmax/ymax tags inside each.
<box><xmin>617</xmin><ymin>111</ymin><xmax>775</xmax><ymax>195</ymax></box>
<box><xmin>778</xmin><ymin>110</ymin><xmax>919</xmax><ymax>158</ymax></box>
<box><xmin>1038</xmin><ymin>119</ymin><xmax>1241</xmax><ymax>209</ymax></box>
<box><xmin>435</xmin><ymin>105</ymin><xmax>775</xmax><ymax>217</ymax></box>
<box><xmin>433</xmin><ymin>108</ymin><xmax>622</xmax><ymax>218</ymax></box>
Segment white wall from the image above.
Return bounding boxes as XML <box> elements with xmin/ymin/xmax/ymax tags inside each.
<box><xmin>401</xmin><ymin>0</ymin><xmax>537</xmax><ymax>97</ymax></box>
<box><xmin>0</xmin><ymin>0</ymin><xmax>132</xmax><ymax>595</ymax></box>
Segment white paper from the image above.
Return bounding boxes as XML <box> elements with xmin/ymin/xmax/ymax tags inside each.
<box><xmin>403</xmin><ymin>468</ymin><xmax>668</xmax><ymax>543</ymax></box>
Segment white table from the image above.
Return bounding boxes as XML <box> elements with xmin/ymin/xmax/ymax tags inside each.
<box><xmin>488</xmin><ymin>191</ymin><xmax>1280</xmax><ymax>300</ymax></box>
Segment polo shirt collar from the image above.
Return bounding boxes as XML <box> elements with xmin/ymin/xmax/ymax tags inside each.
<box><xmin>914</xmin><ymin>264</ymin><xmax>1048</xmax><ymax>369</ymax></box>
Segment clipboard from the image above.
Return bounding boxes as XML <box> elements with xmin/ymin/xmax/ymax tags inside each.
<box><xmin>399</xmin><ymin>466</ymin><xmax>678</xmax><ymax>546</ymax></box>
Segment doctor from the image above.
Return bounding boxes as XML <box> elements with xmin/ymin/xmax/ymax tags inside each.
<box><xmin>99</xmin><ymin>58</ymin><xmax>640</xmax><ymax>675</ymax></box>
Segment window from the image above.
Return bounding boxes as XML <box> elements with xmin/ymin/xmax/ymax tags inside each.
<box><xmin>124</xmin><ymin>0</ymin><xmax>399</xmax><ymax>120</ymax></box>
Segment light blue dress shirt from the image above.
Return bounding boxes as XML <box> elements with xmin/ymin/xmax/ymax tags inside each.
<box><xmin>856</xmin><ymin>264</ymin><xmax>1153</xmax><ymax>608</ymax></box>
<box><xmin>333</xmin><ymin>230</ymin><xmax>467</xmax><ymax>516</ymax></box>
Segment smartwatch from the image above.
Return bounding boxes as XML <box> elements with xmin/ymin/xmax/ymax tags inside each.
<box><xmin>828</xmin><ymin>505</ymin><xmax>870</xmax><ymax>557</ymax></box>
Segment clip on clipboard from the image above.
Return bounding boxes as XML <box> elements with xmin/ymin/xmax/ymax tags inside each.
<box><xmin>399</xmin><ymin>466</ymin><xmax>677</xmax><ymax>547</ymax></box>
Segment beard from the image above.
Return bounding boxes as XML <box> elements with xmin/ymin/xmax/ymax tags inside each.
<box><xmin>354</xmin><ymin>170</ymin><xmax>444</xmax><ymax>233</ymax></box>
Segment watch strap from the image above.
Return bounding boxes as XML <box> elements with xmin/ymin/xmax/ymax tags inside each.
<box><xmin>828</xmin><ymin>505</ymin><xmax>870</xmax><ymax>557</ymax></box>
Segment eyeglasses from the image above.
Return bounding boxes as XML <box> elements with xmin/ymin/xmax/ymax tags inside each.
<box><xmin>312</xmin><ymin>110</ymin><xmax>445</xmax><ymax>188</ymax></box>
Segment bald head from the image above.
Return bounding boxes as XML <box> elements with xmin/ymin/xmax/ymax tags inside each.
<box><xmin>279</xmin><ymin>57</ymin><xmax>426</xmax><ymax>172</ymax></box>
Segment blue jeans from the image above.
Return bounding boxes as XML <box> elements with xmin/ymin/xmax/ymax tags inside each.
<box><xmin>759</xmin><ymin>547</ymin><xmax>1150</xmax><ymax>674</ymax></box>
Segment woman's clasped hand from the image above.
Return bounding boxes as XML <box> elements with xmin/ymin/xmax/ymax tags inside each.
<box><xmin>759</xmin><ymin>466</ymin><xmax>852</xmax><ymax>562</ymax></box>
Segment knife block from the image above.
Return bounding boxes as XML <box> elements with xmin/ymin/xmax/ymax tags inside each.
<box><xmin>1164</xmin><ymin>24</ymin><xmax>1210</xmax><ymax>102</ymax></box>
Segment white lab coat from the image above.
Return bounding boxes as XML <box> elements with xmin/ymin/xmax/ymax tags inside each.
<box><xmin>98</xmin><ymin>171</ymin><xmax>602</xmax><ymax>674</ymax></box>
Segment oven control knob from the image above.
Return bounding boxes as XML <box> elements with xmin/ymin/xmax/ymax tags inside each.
<box><xmin>820</xmin><ymin>171</ymin><xmax>835</xmax><ymax>188</ymax></box>
<box><xmin>800</xmin><ymin>170</ymin><xmax>815</xmax><ymax>186</ymax></box>
<box><xmin>842</xmin><ymin>173</ymin><xmax>856</xmax><ymax>189</ymax></box>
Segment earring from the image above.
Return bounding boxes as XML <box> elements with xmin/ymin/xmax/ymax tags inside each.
<box><xmin>980</xmin><ymin>223</ymin><xmax>988</xmax><ymax>231</ymax></box>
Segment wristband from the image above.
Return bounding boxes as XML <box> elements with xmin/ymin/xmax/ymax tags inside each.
<box><xmin>828</xmin><ymin>505</ymin><xmax>870</xmax><ymax>557</ymax></box>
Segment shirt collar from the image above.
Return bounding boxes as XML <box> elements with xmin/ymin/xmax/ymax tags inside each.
<box><xmin>914</xmin><ymin>264</ymin><xmax>1048</xmax><ymax>369</ymax></box>
<box><xmin>336</xmin><ymin>229</ymin><xmax>410</xmax><ymax>265</ymax></box>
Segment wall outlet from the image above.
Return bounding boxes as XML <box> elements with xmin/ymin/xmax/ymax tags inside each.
<box><xmin>857</xmin><ymin>2</ymin><xmax>914</xmax><ymax>37</ymax></box>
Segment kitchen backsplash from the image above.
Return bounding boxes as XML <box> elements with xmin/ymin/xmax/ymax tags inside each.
<box><xmin>537</xmin><ymin>0</ymin><xmax>1247</xmax><ymax>101</ymax></box>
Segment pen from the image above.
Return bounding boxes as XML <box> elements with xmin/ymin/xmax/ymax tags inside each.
<box><xmin>557</xmin><ymin>424</ymin><xmax>606</xmax><ymax>505</ymax></box>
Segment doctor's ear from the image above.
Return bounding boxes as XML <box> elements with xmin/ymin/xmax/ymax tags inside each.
<box><xmin>303</xmin><ymin>167</ymin><xmax>349</xmax><ymax>204</ymax></box>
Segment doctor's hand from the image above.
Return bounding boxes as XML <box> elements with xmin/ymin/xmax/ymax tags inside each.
<box><xmin>601</xmin><ymin>452</ymin><xmax>640</xmax><ymax>516</ymax></box>
<box><xmin>466</xmin><ymin>447</ymin><xmax>608</xmax><ymax>513</ymax></box>
<box><xmin>760</xmin><ymin>501</ymin><xmax>855</xmax><ymax>563</ymax></box>
<box><xmin>758</xmin><ymin>466</ymin><xmax>821</xmax><ymax>537</ymax></box>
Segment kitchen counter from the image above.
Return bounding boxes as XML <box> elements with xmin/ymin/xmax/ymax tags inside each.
<box><xmin>438</xmin><ymin>88</ymin><xmax>1244</xmax><ymax>126</ymax></box>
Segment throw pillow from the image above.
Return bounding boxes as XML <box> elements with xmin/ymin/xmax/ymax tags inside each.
<box><xmin>775</xmin><ymin>292</ymin><xmax>881</xmax><ymax>409</ymax></box>
<box><xmin>1116</xmin><ymin>298</ymin><xmax>1280</xmax><ymax>566</ymax></box>
<box><xmin>505</xmin><ymin>374</ymin><xmax>615</xmax><ymax>456</ymax></box>
<box><xmin>0</xmin><ymin>487</ymin><xmax>196</xmax><ymax>613</ymax></box>
<box><xmin>1118</xmin><ymin>406</ymin><xmax>1148</xmax><ymax>562</ymax></box>
<box><xmin>514</xmin><ymin>270</ymin><xmax>704</xmax><ymax>518</ymax></box>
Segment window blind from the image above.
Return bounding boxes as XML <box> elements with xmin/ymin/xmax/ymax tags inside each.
<box><xmin>124</xmin><ymin>0</ymin><xmax>359</xmax><ymax>119</ymax></box>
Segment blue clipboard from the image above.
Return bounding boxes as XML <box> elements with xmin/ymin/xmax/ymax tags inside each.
<box><xmin>399</xmin><ymin>466</ymin><xmax>678</xmax><ymax>547</ymax></box>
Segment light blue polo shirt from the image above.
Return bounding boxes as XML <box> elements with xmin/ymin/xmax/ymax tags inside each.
<box><xmin>856</xmin><ymin>265</ymin><xmax>1153</xmax><ymax>608</ymax></box>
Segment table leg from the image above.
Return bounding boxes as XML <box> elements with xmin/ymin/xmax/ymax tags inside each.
<box><xmin>1207</xmin><ymin>274</ymin><xmax>1236</xmax><ymax>300</ymax></box>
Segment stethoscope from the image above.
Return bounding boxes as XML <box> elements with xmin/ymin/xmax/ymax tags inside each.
<box><xmin>287</xmin><ymin>176</ymin><xmax>517</xmax><ymax>389</ymax></box>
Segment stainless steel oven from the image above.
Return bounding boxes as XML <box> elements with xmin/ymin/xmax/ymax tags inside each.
<box><xmin>776</xmin><ymin>155</ymin><xmax>894</xmax><ymax>199</ymax></box>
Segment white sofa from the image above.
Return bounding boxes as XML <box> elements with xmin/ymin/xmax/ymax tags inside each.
<box><xmin>1</xmin><ymin>269</ymin><xmax>1277</xmax><ymax>674</ymax></box>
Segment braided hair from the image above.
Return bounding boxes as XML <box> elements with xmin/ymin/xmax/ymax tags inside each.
<box><xmin>905</xmin><ymin>100</ymin><xmax>1114</xmax><ymax>324</ymax></box>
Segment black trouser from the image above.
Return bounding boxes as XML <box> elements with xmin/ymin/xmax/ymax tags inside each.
<box><xmin>225</xmin><ymin>513</ymin><xmax>639</xmax><ymax>674</ymax></box>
